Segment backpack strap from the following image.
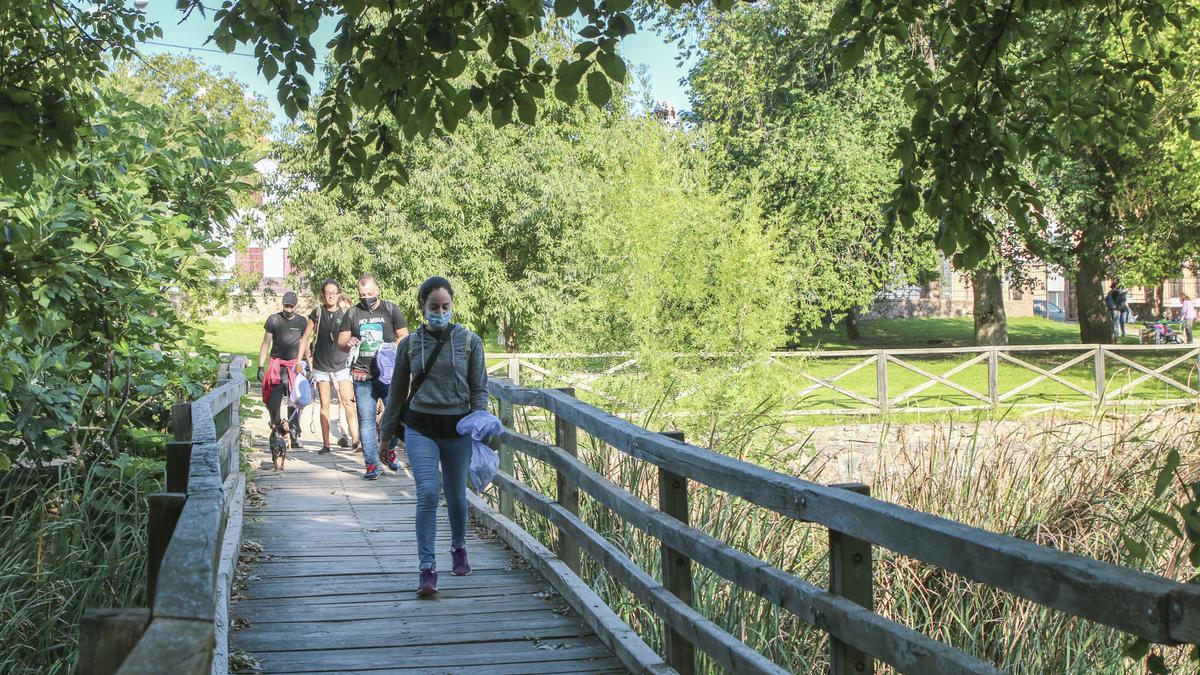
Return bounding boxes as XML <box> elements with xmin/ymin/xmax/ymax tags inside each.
<box><xmin>400</xmin><ymin>325</ymin><xmax>454</xmax><ymax>419</ymax></box>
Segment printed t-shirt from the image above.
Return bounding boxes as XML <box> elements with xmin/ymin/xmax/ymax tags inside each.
<box><xmin>339</xmin><ymin>299</ymin><xmax>408</xmax><ymax>374</ymax></box>
<box><xmin>265</xmin><ymin>312</ymin><xmax>308</xmax><ymax>361</ymax></box>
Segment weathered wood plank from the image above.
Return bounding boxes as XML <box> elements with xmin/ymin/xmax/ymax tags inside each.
<box><xmin>230</xmin><ymin>447</ymin><xmax>625</xmax><ymax>674</ymax></box>
<box><xmin>498</xmin><ymin>472</ymin><xmax>786</xmax><ymax>674</ymax></box>
<box><xmin>658</xmin><ymin>430</ymin><xmax>695</xmax><ymax>675</ymax></box>
<box><xmin>153</xmin><ymin>492</ymin><xmax>224</xmax><ymax>621</ymax></box>
<box><xmin>77</xmin><ymin>608</ymin><xmax>150</xmax><ymax>675</ymax></box>
<box><xmin>235</xmin><ymin>599</ymin><xmax>578</xmax><ymax>624</ymax></box>
<box><xmin>242</xmin><ymin>640</ymin><xmax>617</xmax><ymax>672</ymax></box>
<box><xmin>117</xmin><ymin>618</ymin><xmax>213</xmax><ymax>675</ymax></box>
<box><xmin>233</xmin><ymin>617</ymin><xmax>592</xmax><ymax>652</ymax></box>
<box><xmin>489</xmin><ymin>380</ymin><xmax>1200</xmax><ymax>644</ymax></box>
<box><xmin>501</xmin><ymin>428</ymin><xmax>999</xmax><ymax>674</ymax></box>
<box><xmin>318</xmin><ymin>660</ymin><xmax>627</xmax><ymax>675</ymax></box>
<box><xmin>214</xmin><ymin>473</ymin><xmax>245</xmax><ymax>675</ymax></box>
<box><xmin>147</xmin><ymin>492</ymin><xmax>187</xmax><ymax>608</ymax></box>
<box><xmin>553</xmin><ymin>387</ymin><xmax>581</xmax><ymax>576</ymax></box>
<box><xmin>467</xmin><ymin>491</ymin><xmax>674</xmax><ymax>675</ymax></box>
<box><xmin>828</xmin><ymin>483</ymin><xmax>873</xmax><ymax>675</ymax></box>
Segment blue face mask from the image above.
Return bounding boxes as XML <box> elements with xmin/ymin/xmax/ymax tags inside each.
<box><xmin>425</xmin><ymin>309</ymin><xmax>451</xmax><ymax>329</ymax></box>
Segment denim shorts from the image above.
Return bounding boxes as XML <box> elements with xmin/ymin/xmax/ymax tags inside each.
<box><xmin>310</xmin><ymin>368</ymin><xmax>351</xmax><ymax>383</ymax></box>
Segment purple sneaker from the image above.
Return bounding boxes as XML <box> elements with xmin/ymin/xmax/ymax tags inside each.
<box><xmin>451</xmin><ymin>547</ymin><xmax>471</xmax><ymax>576</ymax></box>
<box><xmin>417</xmin><ymin>568</ymin><xmax>438</xmax><ymax>596</ymax></box>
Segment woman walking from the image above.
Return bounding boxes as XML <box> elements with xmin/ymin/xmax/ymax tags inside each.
<box><xmin>1182</xmin><ymin>293</ymin><xmax>1196</xmax><ymax>343</ymax></box>
<box><xmin>302</xmin><ymin>279</ymin><xmax>360</xmax><ymax>455</ymax></box>
<box><xmin>379</xmin><ymin>276</ymin><xmax>487</xmax><ymax>596</ymax></box>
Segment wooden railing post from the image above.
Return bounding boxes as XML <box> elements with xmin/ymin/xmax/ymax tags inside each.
<box><xmin>1095</xmin><ymin>345</ymin><xmax>1107</xmax><ymax>405</ymax></box>
<box><xmin>165</xmin><ymin>440</ymin><xmax>192</xmax><ymax>494</ymax></box>
<box><xmin>146</xmin><ymin>492</ymin><xmax>187</xmax><ymax>607</ymax></box>
<box><xmin>829</xmin><ymin>482</ymin><xmax>874</xmax><ymax>675</ymax></box>
<box><xmin>658</xmin><ymin>430</ymin><xmax>694</xmax><ymax>675</ymax></box>
<box><xmin>76</xmin><ymin>607</ymin><xmax>150</xmax><ymax>675</ymax></box>
<box><xmin>497</xmin><ymin>396</ymin><xmax>515</xmax><ymax>519</ymax></box>
<box><xmin>508</xmin><ymin>354</ymin><xmax>521</xmax><ymax>386</ymax></box>
<box><xmin>553</xmin><ymin>387</ymin><xmax>580</xmax><ymax>575</ymax></box>
<box><xmin>170</xmin><ymin>402</ymin><xmax>192</xmax><ymax>442</ymax></box>
<box><xmin>988</xmin><ymin>347</ymin><xmax>1000</xmax><ymax>408</ymax></box>
<box><xmin>875</xmin><ymin>352</ymin><xmax>889</xmax><ymax>415</ymax></box>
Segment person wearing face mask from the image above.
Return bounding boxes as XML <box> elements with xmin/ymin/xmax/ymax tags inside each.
<box><xmin>257</xmin><ymin>291</ymin><xmax>308</xmax><ymax>466</ymax></box>
<box><xmin>379</xmin><ymin>276</ymin><xmax>488</xmax><ymax>596</ymax></box>
<box><xmin>338</xmin><ymin>274</ymin><xmax>409</xmax><ymax>480</ymax></box>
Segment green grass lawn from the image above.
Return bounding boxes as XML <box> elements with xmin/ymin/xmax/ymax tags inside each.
<box><xmin>791</xmin><ymin>316</ymin><xmax>1146</xmax><ymax>350</ymax></box>
<box><xmin>202</xmin><ymin>321</ymin><xmax>264</xmax><ymax>368</ymax></box>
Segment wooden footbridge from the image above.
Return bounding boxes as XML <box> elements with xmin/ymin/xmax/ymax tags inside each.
<box><xmin>79</xmin><ymin>356</ymin><xmax>1200</xmax><ymax>674</ymax></box>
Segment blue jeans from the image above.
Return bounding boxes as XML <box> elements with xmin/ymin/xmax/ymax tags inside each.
<box><xmin>353</xmin><ymin>378</ymin><xmax>389</xmax><ymax>467</ymax></box>
<box><xmin>405</xmin><ymin>427</ymin><xmax>472</xmax><ymax>570</ymax></box>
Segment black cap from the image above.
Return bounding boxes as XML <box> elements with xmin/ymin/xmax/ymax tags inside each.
<box><xmin>282</xmin><ymin>291</ymin><xmax>298</xmax><ymax>306</ymax></box>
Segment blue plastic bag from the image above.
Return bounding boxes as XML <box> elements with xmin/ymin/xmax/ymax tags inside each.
<box><xmin>289</xmin><ymin>364</ymin><xmax>313</xmax><ymax>408</ymax></box>
<box><xmin>469</xmin><ymin>443</ymin><xmax>500</xmax><ymax>492</ymax></box>
<box><xmin>375</xmin><ymin>343</ymin><xmax>397</xmax><ymax>385</ymax></box>
<box><xmin>457</xmin><ymin>410</ymin><xmax>503</xmax><ymax>492</ymax></box>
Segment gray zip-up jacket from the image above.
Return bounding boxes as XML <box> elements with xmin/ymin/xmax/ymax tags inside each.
<box><xmin>379</xmin><ymin>323</ymin><xmax>487</xmax><ymax>443</ymax></box>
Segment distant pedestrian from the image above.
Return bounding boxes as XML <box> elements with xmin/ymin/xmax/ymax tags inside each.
<box><xmin>258</xmin><ymin>291</ymin><xmax>307</xmax><ymax>469</ymax></box>
<box><xmin>1105</xmin><ymin>283</ymin><xmax>1128</xmax><ymax>340</ymax></box>
<box><xmin>338</xmin><ymin>275</ymin><xmax>409</xmax><ymax>480</ymax></box>
<box><xmin>380</xmin><ymin>276</ymin><xmax>488</xmax><ymax>596</ymax></box>
<box><xmin>303</xmin><ymin>279</ymin><xmax>360</xmax><ymax>455</ymax></box>
<box><xmin>1182</xmin><ymin>293</ymin><xmax>1196</xmax><ymax>343</ymax></box>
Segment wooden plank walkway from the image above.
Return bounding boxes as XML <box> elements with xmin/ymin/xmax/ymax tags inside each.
<box><xmin>231</xmin><ymin>442</ymin><xmax>626</xmax><ymax>674</ymax></box>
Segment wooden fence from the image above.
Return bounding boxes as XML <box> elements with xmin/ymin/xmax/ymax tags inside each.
<box><xmin>487</xmin><ymin>343</ymin><xmax>1200</xmax><ymax>416</ymax></box>
<box><xmin>476</xmin><ymin>378</ymin><xmax>1200</xmax><ymax>674</ymax></box>
<box><xmin>78</xmin><ymin>357</ymin><xmax>248</xmax><ymax>675</ymax></box>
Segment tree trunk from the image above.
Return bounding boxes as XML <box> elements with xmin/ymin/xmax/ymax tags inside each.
<box><xmin>843</xmin><ymin>307</ymin><xmax>862</xmax><ymax>341</ymax></box>
<box><xmin>502</xmin><ymin>322</ymin><xmax>518</xmax><ymax>352</ymax></box>
<box><xmin>1147</xmin><ymin>285</ymin><xmax>1164</xmax><ymax>318</ymax></box>
<box><xmin>1076</xmin><ymin>225</ymin><xmax>1113</xmax><ymax>344</ymax></box>
<box><xmin>972</xmin><ymin>265</ymin><xmax>1009</xmax><ymax>345</ymax></box>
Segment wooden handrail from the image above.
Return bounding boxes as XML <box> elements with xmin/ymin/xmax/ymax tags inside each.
<box><xmin>484</xmin><ymin>378</ymin><xmax>1200</xmax><ymax>673</ymax></box>
<box><xmin>79</xmin><ymin>357</ymin><xmax>248</xmax><ymax>675</ymax></box>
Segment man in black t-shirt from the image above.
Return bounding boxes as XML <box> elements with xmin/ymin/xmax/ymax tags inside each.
<box><xmin>258</xmin><ymin>291</ymin><xmax>308</xmax><ymax>466</ymax></box>
<box><xmin>302</xmin><ymin>279</ymin><xmax>359</xmax><ymax>454</ymax></box>
<box><xmin>338</xmin><ymin>275</ymin><xmax>409</xmax><ymax>479</ymax></box>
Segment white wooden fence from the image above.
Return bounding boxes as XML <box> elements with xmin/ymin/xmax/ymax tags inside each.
<box><xmin>486</xmin><ymin>344</ymin><xmax>1200</xmax><ymax>416</ymax></box>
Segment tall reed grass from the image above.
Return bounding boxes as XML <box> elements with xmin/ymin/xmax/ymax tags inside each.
<box><xmin>493</xmin><ymin>401</ymin><xmax>1199</xmax><ymax>673</ymax></box>
<box><xmin>0</xmin><ymin>456</ymin><xmax>162</xmax><ymax>674</ymax></box>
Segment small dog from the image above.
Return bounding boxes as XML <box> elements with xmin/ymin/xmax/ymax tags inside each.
<box><xmin>270</xmin><ymin>420</ymin><xmax>290</xmax><ymax>471</ymax></box>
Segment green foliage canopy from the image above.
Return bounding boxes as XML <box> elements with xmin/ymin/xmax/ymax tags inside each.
<box><xmin>829</xmin><ymin>0</ymin><xmax>1200</xmax><ymax>265</ymax></box>
<box><xmin>686</xmin><ymin>0</ymin><xmax>938</xmax><ymax>325</ymax></box>
<box><xmin>0</xmin><ymin>61</ymin><xmax>262</xmax><ymax>469</ymax></box>
<box><xmin>0</xmin><ymin>0</ymin><xmax>161</xmax><ymax>189</ymax></box>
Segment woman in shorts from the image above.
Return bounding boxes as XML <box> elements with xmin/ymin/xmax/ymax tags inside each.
<box><xmin>303</xmin><ymin>279</ymin><xmax>360</xmax><ymax>454</ymax></box>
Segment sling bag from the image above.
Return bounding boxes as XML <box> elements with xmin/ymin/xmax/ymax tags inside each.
<box><xmin>398</xmin><ymin>325</ymin><xmax>455</xmax><ymax>423</ymax></box>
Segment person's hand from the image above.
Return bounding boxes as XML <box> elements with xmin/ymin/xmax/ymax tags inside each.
<box><xmin>347</xmin><ymin>336</ymin><xmax>361</xmax><ymax>348</ymax></box>
<box><xmin>257</xmin><ymin>366</ymin><xmax>264</xmax><ymax>382</ymax></box>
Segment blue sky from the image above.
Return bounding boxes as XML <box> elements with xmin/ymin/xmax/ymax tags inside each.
<box><xmin>136</xmin><ymin>3</ymin><xmax>693</xmax><ymax>130</ymax></box>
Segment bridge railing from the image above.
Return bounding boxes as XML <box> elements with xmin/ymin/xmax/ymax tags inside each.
<box><xmin>78</xmin><ymin>356</ymin><xmax>249</xmax><ymax>675</ymax></box>
<box><xmin>478</xmin><ymin>378</ymin><xmax>1200</xmax><ymax>674</ymax></box>
<box><xmin>487</xmin><ymin>344</ymin><xmax>1200</xmax><ymax>416</ymax></box>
